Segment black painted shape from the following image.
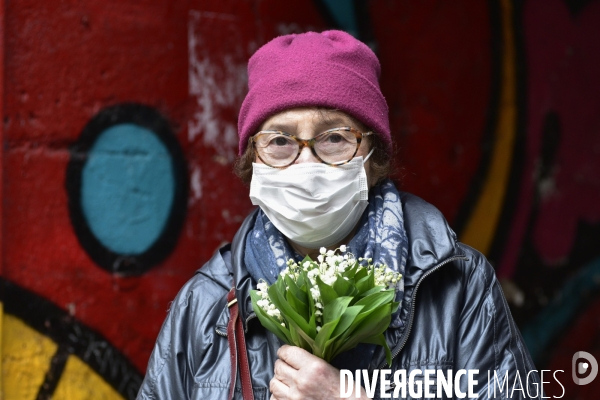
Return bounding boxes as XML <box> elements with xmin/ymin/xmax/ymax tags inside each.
<box><xmin>506</xmin><ymin>111</ymin><xmax>567</xmax><ymax>365</ymax></box>
<box><xmin>36</xmin><ymin>345</ymin><xmax>70</xmax><ymax>400</ymax></box>
<box><xmin>563</xmin><ymin>0</ymin><xmax>597</xmax><ymax>17</ymax></box>
<box><xmin>2</xmin><ymin>278</ymin><xmax>143</xmax><ymax>399</ymax></box>
<box><xmin>511</xmin><ymin>221</ymin><xmax>600</xmax><ymax>367</ymax></box>
<box><xmin>488</xmin><ymin>0</ymin><xmax>529</xmax><ymax>265</ymax></box>
<box><xmin>66</xmin><ymin>103</ymin><xmax>188</xmax><ymax>275</ymax></box>
<box><xmin>354</xmin><ymin>0</ymin><xmax>377</xmax><ymax>51</ymax></box>
<box><xmin>312</xmin><ymin>0</ymin><xmax>343</xmax><ymax>30</ymax></box>
<box><xmin>453</xmin><ymin>0</ymin><xmax>504</xmax><ymax>237</ymax></box>
<box><xmin>537</xmin><ymin>111</ymin><xmax>562</xmax><ymax>186</ymax></box>
<box><xmin>311</xmin><ymin>0</ymin><xmax>376</xmax><ymax>48</ymax></box>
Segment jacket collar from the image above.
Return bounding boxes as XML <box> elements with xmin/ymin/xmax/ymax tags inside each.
<box><xmin>399</xmin><ymin>192</ymin><xmax>461</xmax><ymax>290</ymax></box>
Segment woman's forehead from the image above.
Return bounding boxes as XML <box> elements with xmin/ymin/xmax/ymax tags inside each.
<box><xmin>259</xmin><ymin>108</ymin><xmax>363</xmax><ymax>132</ymax></box>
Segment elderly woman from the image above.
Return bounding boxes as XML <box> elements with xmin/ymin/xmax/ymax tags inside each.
<box><xmin>138</xmin><ymin>31</ymin><xmax>541</xmax><ymax>399</ymax></box>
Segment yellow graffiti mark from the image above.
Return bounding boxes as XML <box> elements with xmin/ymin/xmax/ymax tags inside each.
<box><xmin>460</xmin><ymin>0</ymin><xmax>517</xmax><ymax>255</ymax></box>
<box><xmin>1</xmin><ymin>311</ymin><xmax>125</xmax><ymax>399</ymax></box>
<box><xmin>53</xmin><ymin>355</ymin><xmax>123</xmax><ymax>400</ymax></box>
<box><xmin>2</xmin><ymin>313</ymin><xmax>58</xmax><ymax>400</ymax></box>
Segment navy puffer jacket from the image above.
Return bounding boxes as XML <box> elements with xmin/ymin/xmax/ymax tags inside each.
<box><xmin>138</xmin><ymin>193</ymin><xmax>542</xmax><ymax>399</ymax></box>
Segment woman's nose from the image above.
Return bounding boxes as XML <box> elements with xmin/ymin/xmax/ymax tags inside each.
<box><xmin>294</xmin><ymin>146</ymin><xmax>320</xmax><ymax>164</ymax></box>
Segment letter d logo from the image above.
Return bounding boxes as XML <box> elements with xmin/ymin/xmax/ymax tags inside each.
<box><xmin>572</xmin><ymin>351</ymin><xmax>598</xmax><ymax>385</ymax></box>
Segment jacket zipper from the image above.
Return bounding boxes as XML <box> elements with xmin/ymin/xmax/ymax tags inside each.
<box><xmin>215</xmin><ymin>311</ymin><xmax>257</xmax><ymax>337</ymax></box>
<box><xmin>245</xmin><ymin>312</ymin><xmax>257</xmax><ymax>330</ymax></box>
<box><xmin>376</xmin><ymin>254</ymin><xmax>469</xmax><ymax>370</ymax></box>
<box><xmin>215</xmin><ymin>328</ymin><xmax>227</xmax><ymax>337</ymax></box>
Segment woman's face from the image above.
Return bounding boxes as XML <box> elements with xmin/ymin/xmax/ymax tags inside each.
<box><xmin>255</xmin><ymin>108</ymin><xmax>372</xmax><ymax>183</ymax></box>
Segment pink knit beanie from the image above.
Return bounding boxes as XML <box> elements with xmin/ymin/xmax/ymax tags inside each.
<box><xmin>237</xmin><ymin>30</ymin><xmax>391</xmax><ymax>155</ymax></box>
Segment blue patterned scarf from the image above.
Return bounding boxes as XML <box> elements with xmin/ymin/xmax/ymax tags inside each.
<box><xmin>244</xmin><ymin>179</ymin><xmax>408</xmax><ymax>367</ymax></box>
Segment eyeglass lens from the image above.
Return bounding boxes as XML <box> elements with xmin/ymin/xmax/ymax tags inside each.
<box><xmin>254</xmin><ymin>129</ymin><xmax>359</xmax><ymax>167</ymax></box>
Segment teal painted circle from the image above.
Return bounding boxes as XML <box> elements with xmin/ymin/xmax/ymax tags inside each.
<box><xmin>81</xmin><ymin>123</ymin><xmax>175</xmax><ymax>255</ymax></box>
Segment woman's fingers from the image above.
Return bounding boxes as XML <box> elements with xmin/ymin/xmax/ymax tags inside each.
<box><xmin>269</xmin><ymin>375</ymin><xmax>289</xmax><ymax>399</ymax></box>
<box><xmin>271</xmin><ymin>345</ymin><xmax>343</xmax><ymax>399</ymax></box>
<box><xmin>276</xmin><ymin>344</ymin><xmax>312</xmax><ymax>370</ymax></box>
<box><xmin>273</xmin><ymin>359</ymin><xmax>296</xmax><ymax>386</ymax></box>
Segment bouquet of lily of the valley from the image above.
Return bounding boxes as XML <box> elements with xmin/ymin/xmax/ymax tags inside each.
<box><xmin>250</xmin><ymin>246</ymin><xmax>401</xmax><ymax>365</ymax></box>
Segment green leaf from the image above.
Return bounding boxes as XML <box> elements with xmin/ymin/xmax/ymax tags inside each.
<box><xmin>363</xmin><ymin>333</ymin><xmax>393</xmax><ymax>366</ymax></box>
<box><xmin>284</xmin><ymin>274</ymin><xmax>309</xmax><ymax>322</ymax></box>
<box><xmin>353</xmin><ymin>290</ymin><xmax>395</xmax><ymax>313</ymax></box>
<box><xmin>319</xmin><ymin>304</ymin><xmax>365</xmax><ymax>361</ymax></box>
<box><xmin>354</xmin><ymin>267</ymin><xmax>368</xmax><ymax>282</ymax></box>
<box><xmin>250</xmin><ymin>290</ymin><xmax>291</xmax><ymax>344</ymax></box>
<box><xmin>355</xmin><ymin>274</ymin><xmax>373</xmax><ymax>294</ymax></box>
<box><xmin>341</xmin><ymin>261</ymin><xmax>360</xmax><ymax>280</ymax></box>
<box><xmin>358</xmin><ymin>285</ymin><xmax>385</xmax><ymax>298</ymax></box>
<box><xmin>272</xmin><ymin>278</ymin><xmax>287</xmax><ymax>300</ymax></box>
<box><xmin>350</xmin><ymin>285</ymin><xmax>385</xmax><ymax>306</ymax></box>
<box><xmin>335</xmin><ymin>304</ymin><xmax>392</xmax><ymax>352</ymax></box>
<box><xmin>256</xmin><ymin>312</ymin><xmax>291</xmax><ymax>344</ymax></box>
<box><xmin>316</xmin><ymin>276</ymin><xmax>337</xmax><ymax>306</ymax></box>
<box><xmin>284</xmin><ymin>274</ymin><xmax>305</xmax><ymax>303</ymax></box>
<box><xmin>293</xmin><ymin>322</ymin><xmax>316</xmax><ymax>349</ymax></box>
<box><xmin>296</xmin><ymin>270</ymin><xmax>307</xmax><ymax>288</ymax></box>
<box><xmin>314</xmin><ymin>318</ymin><xmax>340</xmax><ymax>361</ymax></box>
<box><xmin>323</xmin><ymin>296</ymin><xmax>352</xmax><ymax>325</ymax></box>
<box><xmin>330</xmin><ymin>305</ymin><xmax>364</xmax><ymax>338</ymax></box>
<box><xmin>350</xmin><ymin>304</ymin><xmax>393</xmax><ymax>338</ymax></box>
<box><xmin>333</xmin><ymin>276</ymin><xmax>355</xmax><ymax>296</ymax></box>
<box><xmin>288</xmin><ymin>322</ymin><xmax>312</xmax><ymax>351</ymax></box>
<box><xmin>308</xmin><ymin>312</ymin><xmax>317</xmax><ymax>332</ymax></box>
<box><xmin>268</xmin><ymin>284</ymin><xmax>315</xmax><ymax>337</ymax></box>
<box><xmin>330</xmin><ymin>303</ymin><xmax>393</xmax><ymax>358</ymax></box>
<box><xmin>287</xmin><ymin>290</ymin><xmax>309</xmax><ymax>322</ymax></box>
<box><xmin>301</xmin><ymin>255</ymin><xmax>314</xmax><ymax>264</ymax></box>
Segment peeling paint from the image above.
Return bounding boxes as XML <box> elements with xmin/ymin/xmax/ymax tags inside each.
<box><xmin>187</xmin><ymin>10</ymin><xmax>247</xmax><ymax>161</ymax></box>
<box><xmin>190</xmin><ymin>166</ymin><xmax>202</xmax><ymax>204</ymax></box>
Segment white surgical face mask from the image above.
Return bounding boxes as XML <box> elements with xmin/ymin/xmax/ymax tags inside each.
<box><xmin>249</xmin><ymin>150</ymin><xmax>373</xmax><ymax>249</ymax></box>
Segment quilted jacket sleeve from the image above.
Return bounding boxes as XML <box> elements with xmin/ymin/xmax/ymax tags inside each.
<box><xmin>136</xmin><ymin>287</ymin><xmax>189</xmax><ymax>399</ymax></box>
<box><xmin>136</xmin><ymin>249</ymin><xmax>232</xmax><ymax>400</ymax></box>
<box><xmin>454</xmin><ymin>244</ymin><xmax>544</xmax><ymax>399</ymax></box>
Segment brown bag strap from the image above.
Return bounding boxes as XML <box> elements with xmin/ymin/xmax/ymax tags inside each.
<box><xmin>227</xmin><ymin>288</ymin><xmax>255</xmax><ymax>400</ymax></box>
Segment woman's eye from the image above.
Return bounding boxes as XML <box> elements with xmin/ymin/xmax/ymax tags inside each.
<box><xmin>270</xmin><ymin>136</ymin><xmax>291</xmax><ymax>146</ymax></box>
<box><xmin>326</xmin><ymin>134</ymin><xmax>343</xmax><ymax>143</ymax></box>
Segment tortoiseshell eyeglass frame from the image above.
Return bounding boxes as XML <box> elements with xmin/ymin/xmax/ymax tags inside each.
<box><xmin>249</xmin><ymin>126</ymin><xmax>374</xmax><ymax>168</ymax></box>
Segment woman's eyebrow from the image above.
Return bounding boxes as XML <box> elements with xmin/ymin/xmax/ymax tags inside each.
<box><xmin>314</xmin><ymin>115</ymin><xmax>354</xmax><ymax>130</ymax></box>
<box><xmin>318</xmin><ymin>112</ymin><xmax>354</xmax><ymax>127</ymax></box>
<box><xmin>260</xmin><ymin>114</ymin><xmax>354</xmax><ymax>132</ymax></box>
<box><xmin>260</xmin><ymin>122</ymin><xmax>298</xmax><ymax>132</ymax></box>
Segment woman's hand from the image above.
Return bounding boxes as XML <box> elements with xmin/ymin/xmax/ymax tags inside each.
<box><xmin>269</xmin><ymin>345</ymin><xmax>370</xmax><ymax>400</ymax></box>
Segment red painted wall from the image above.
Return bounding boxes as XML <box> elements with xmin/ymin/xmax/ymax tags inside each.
<box><xmin>2</xmin><ymin>0</ymin><xmax>328</xmax><ymax>377</ymax></box>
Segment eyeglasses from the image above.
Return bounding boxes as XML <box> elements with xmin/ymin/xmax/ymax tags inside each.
<box><xmin>250</xmin><ymin>127</ymin><xmax>373</xmax><ymax>168</ymax></box>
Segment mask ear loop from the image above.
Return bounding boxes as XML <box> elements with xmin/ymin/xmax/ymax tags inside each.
<box><xmin>363</xmin><ymin>147</ymin><xmax>375</xmax><ymax>164</ymax></box>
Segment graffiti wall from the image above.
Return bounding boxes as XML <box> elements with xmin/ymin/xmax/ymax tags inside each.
<box><xmin>0</xmin><ymin>1</ymin><xmax>327</xmax><ymax>397</ymax></box>
<box><xmin>1</xmin><ymin>0</ymin><xmax>598</xmax><ymax>398</ymax></box>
